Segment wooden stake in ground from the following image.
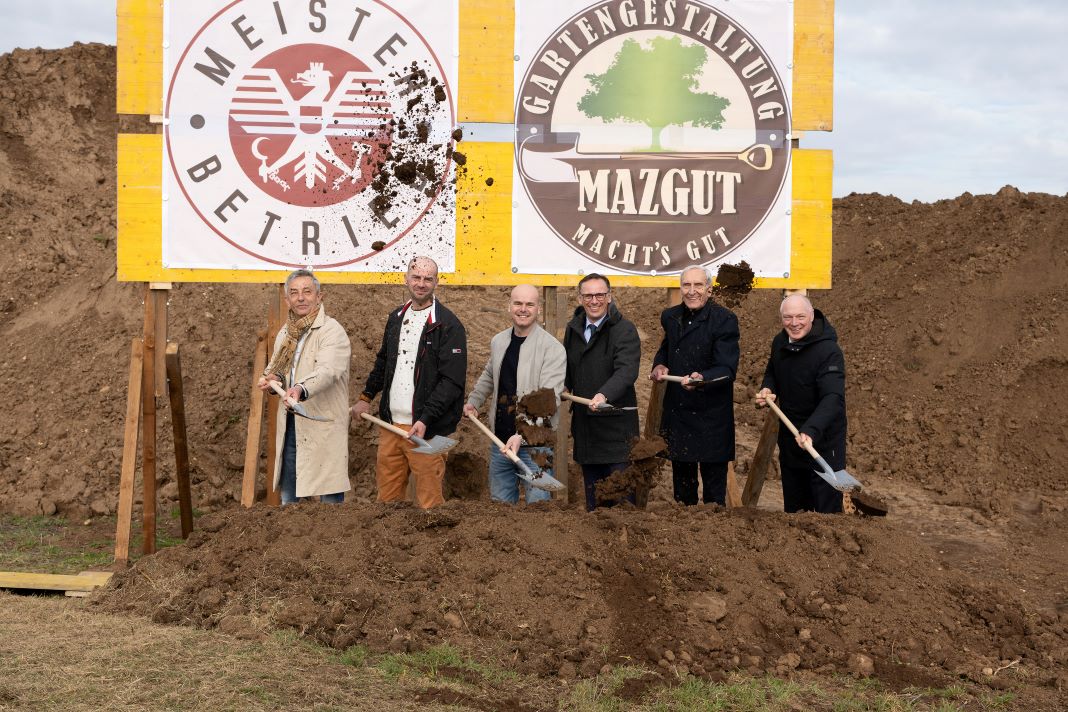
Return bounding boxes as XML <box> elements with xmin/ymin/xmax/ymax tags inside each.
<box><xmin>241</xmin><ymin>331</ymin><xmax>268</xmax><ymax>508</ymax></box>
<box><xmin>263</xmin><ymin>286</ymin><xmax>285</xmax><ymax>506</ymax></box>
<box><xmin>164</xmin><ymin>343</ymin><xmax>194</xmax><ymax>539</ymax></box>
<box><xmin>140</xmin><ymin>285</ymin><xmax>167</xmax><ymax>555</ymax></box>
<box><xmin>114</xmin><ymin>339</ymin><xmax>143</xmax><ymax>566</ymax></box>
<box><xmin>743</xmin><ymin>409</ymin><xmax>779</xmax><ymax>507</ymax></box>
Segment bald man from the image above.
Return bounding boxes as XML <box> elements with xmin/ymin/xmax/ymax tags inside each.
<box><xmin>465</xmin><ymin>285</ymin><xmax>566</xmax><ymax>504</ymax></box>
<box><xmin>756</xmin><ymin>295</ymin><xmax>846</xmax><ymax>514</ymax></box>
<box><xmin>353</xmin><ymin>256</ymin><xmax>467</xmax><ymax>509</ymax></box>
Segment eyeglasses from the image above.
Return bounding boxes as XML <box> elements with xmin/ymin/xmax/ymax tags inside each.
<box><xmin>580</xmin><ymin>292</ymin><xmax>609</xmax><ymax>302</ymax></box>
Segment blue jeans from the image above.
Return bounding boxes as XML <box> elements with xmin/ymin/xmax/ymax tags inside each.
<box><xmin>488</xmin><ymin>445</ymin><xmax>553</xmax><ymax>504</ymax></box>
<box><xmin>280</xmin><ymin>413</ymin><xmax>345</xmax><ymax>506</ymax></box>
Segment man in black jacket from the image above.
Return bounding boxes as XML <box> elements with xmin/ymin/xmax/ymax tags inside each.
<box><xmin>563</xmin><ymin>273</ymin><xmax>641</xmax><ymax>511</ymax></box>
<box><xmin>755</xmin><ymin>294</ymin><xmax>845</xmax><ymax>514</ymax></box>
<box><xmin>651</xmin><ymin>266</ymin><xmax>739</xmax><ymax>505</ymax></box>
<box><xmin>352</xmin><ymin>256</ymin><xmax>467</xmax><ymax>508</ymax></box>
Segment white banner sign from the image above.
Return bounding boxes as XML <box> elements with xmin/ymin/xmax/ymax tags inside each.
<box><xmin>512</xmin><ymin>0</ymin><xmax>793</xmax><ymax>278</ymax></box>
<box><xmin>163</xmin><ymin>0</ymin><xmax>459</xmax><ymax>272</ymax></box>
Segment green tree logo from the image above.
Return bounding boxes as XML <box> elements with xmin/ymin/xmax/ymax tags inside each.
<box><xmin>578</xmin><ymin>36</ymin><xmax>730</xmax><ymax>152</ymax></box>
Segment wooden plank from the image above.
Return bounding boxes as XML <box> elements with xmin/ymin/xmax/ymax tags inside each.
<box><xmin>792</xmin><ymin>0</ymin><xmax>834</xmax><ymax>131</ymax></box>
<box><xmin>642</xmin><ymin>289</ymin><xmax>681</xmax><ymax>440</ymax></box>
<box><xmin>153</xmin><ymin>289</ymin><xmax>168</xmax><ymax>396</ymax></box>
<box><xmin>742</xmin><ymin>409</ymin><xmax>780</xmax><ymax>507</ymax></box>
<box><xmin>0</xmin><ymin>571</ymin><xmax>113</xmax><ymax>593</ymax></box>
<box><xmin>114</xmin><ymin>339</ymin><xmax>143</xmax><ymax>565</ymax></box>
<box><xmin>165</xmin><ymin>343</ymin><xmax>194</xmax><ymax>538</ymax></box>
<box><xmin>117</xmin><ymin>0</ymin><xmax>163</xmax><ymax>115</ymax></box>
<box><xmin>141</xmin><ymin>285</ymin><xmax>158</xmax><ymax>555</ymax></box>
<box><xmin>264</xmin><ymin>288</ymin><xmax>285</xmax><ymax>507</ymax></box>
<box><xmin>458</xmin><ymin>0</ymin><xmax>515</xmax><ymax>123</ymax></box>
<box><xmin>241</xmin><ymin>331</ymin><xmax>268</xmax><ymax>508</ymax></box>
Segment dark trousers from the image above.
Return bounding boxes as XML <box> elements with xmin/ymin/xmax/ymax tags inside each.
<box><xmin>280</xmin><ymin>413</ymin><xmax>344</xmax><ymax>505</ymax></box>
<box><xmin>581</xmin><ymin>463</ymin><xmax>632</xmax><ymax>512</ymax></box>
<box><xmin>671</xmin><ymin>460</ymin><xmax>728</xmax><ymax>506</ymax></box>
<box><xmin>781</xmin><ymin>463</ymin><xmax>843</xmax><ymax>514</ymax></box>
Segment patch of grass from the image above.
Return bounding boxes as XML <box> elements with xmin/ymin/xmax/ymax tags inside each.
<box><xmin>567</xmin><ymin>665</ymin><xmax>651</xmax><ymax>711</ymax></box>
<box><xmin>169</xmin><ymin>507</ymin><xmax>204</xmax><ymax>520</ymax></box>
<box><xmin>372</xmin><ymin>643</ymin><xmax>516</xmax><ymax>685</ymax></box>
<box><xmin>336</xmin><ymin>644</ymin><xmax>370</xmax><ymax>668</ymax></box>
<box><xmin>0</xmin><ymin>514</ymin><xmax>113</xmax><ymax>574</ymax></box>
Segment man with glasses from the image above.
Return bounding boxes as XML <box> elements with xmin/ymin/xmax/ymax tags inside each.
<box><xmin>563</xmin><ymin>273</ymin><xmax>641</xmax><ymax>510</ymax></box>
<box><xmin>755</xmin><ymin>294</ymin><xmax>846</xmax><ymax>514</ymax></box>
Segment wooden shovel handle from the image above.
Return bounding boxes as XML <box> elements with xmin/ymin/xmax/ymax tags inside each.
<box><xmin>360</xmin><ymin>412</ymin><xmax>413</xmax><ymax>439</ymax></box>
<box><xmin>465</xmin><ymin>413</ymin><xmax>523</xmax><ymax>465</ymax></box>
<box><xmin>561</xmin><ymin>392</ymin><xmax>593</xmax><ymax>406</ymax></box>
<box><xmin>267</xmin><ymin>380</ymin><xmax>299</xmax><ymax>409</ymax></box>
<box><xmin>764</xmin><ymin>399</ymin><xmax>822</xmax><ymax>460</ymax></box>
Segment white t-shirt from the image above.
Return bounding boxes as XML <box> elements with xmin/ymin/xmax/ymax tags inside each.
<box><xmin>388</xmin><ymin>302</ymin><xmax>433</xmax><ymax>424</ymax></box>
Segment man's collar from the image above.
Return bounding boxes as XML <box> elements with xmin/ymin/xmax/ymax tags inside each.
<box><xmin>399</xmin><ymin>298</ymin><xmax>437</xmax><ymax>323</ymax></box>
<box><xmin>584</xmin><ymin>314</ymin><xmax>607</xmax><ymax>329</ymax></box>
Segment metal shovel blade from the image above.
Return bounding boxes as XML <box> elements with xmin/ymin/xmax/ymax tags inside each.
<box><xmin>811</xmin><ymin>454</ymin><xmax>862</xmax><ymax>493</ymax></box>
<box><xmin>409</xmin><ymin>435</ymin><xmax>458</xmax><ymax>455</ymax></box>
<box><xmin>514</xmin><ymin>459</ymin><xmax>566</xmax><ymax>492</ymax></box>
<box><xmin>289</xmin><ymin>402</ymin><xmax>332</xmax><ymax>422</ymax></box>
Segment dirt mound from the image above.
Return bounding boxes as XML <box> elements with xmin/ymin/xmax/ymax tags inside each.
<box><xmin>96</xmin><ymin>501</ymin><xmax>1068</xmax><ymax>690</ymax></box>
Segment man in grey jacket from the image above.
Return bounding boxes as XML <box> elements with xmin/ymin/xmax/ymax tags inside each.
<box><xmin>464</xmin><ymin>285</ymin><xmax>566</xmax><ymax>504</ymax></box>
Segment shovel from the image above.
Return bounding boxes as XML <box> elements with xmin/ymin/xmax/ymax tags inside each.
<box><xmin>764</xmin><ymin>399</ymin><xmax>862</xmax><ymax>493</ymax></box>
<box><xmin>267</xmin><ymin>381</ymin><xmax>332</xmax><ymax>422</ymax></box>
<box><xmin>561</xmin><ymin>393</ymin><xmax>637</xmax><ymax>412</ymax></box>
<box><xmin>465</xmin><ymin>414</ymin><xmax>565</xmax><ymax>492</ymax></box>
<box><xmin>661</xmin><ymin>374</ymin><xmax>729</xmax><ymax>387</ymax></box>
<box><xmin>359</xmin><ymin>412</ymin><xmax>458</xmax><ymax>455</ymax></box>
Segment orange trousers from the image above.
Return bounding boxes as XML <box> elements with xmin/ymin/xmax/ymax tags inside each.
<box><xmin>375</xmin><ymin>423</ymin><xmax>446</xmax><ymax>509</ymax></box>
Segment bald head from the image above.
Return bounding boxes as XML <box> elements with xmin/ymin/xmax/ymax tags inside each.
<box><xmin>780</xmin><ymin>294</ymin><xmax>815</xmax><ymax>341</ymax></box>
<box><xmin>509</xmin><ymin>284</ymin><xmax>540</xmax><ymax>336</ymax></box>
<box><xmin>404</xmin><ymin>255</ymin><xmax>439</xmax><ymax>307</ymax></box>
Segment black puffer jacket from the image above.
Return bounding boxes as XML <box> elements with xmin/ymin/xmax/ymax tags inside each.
<box><xmin>563</xmin><ymin>303</ymin><xmax>640</xmax><ymax>464</ymax></box>
<box><xmin>361</xmin><ymin>300</ymin><xmax>467</xmax><ymax>438</ymax></box>
<box><xmin>652</xmin><ymin>301</ymin><xmax>739</xmax><ymax>462</ymax></box>
<box><xmin>760</xmin><ymin>310</ymin><xmax>846</xmax><ymax>470</ymax></box>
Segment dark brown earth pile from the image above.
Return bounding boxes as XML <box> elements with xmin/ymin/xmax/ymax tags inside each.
<box><xmin>96</xmin><ymin>501</ymin><xmax>1068</xmax><ymax>693</ymax></box>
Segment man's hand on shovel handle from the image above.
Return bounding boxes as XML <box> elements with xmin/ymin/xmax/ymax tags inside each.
<box><xmin>682</xmin><ymin>372</ymin><xmax>702</xmax><ymax>391</ymax></box>
<box><xmin>257</xmin><ymin>374</ymin><xmax>281</xmax><ymax>392</ymax></box>
<box><xmin>408</xmin><ymin>421</ymin><xmax>427</xmax><ymax>440</ymax></box>
<box><xmin>795</xmin><ymin>432</ymin><xmax>813</xmax><ymax>449</ymax></box>
<box><xmin>589</xmin><ymin>393</ymin><xmax>607</xmax><ymax>411</ymax></box>
<box><xmin>755</xmin><ymin>388</ymin><xmax>776</xmax><ymax>407</ymax></box>
<box><xmin>350</xmin><ymin>399</ymin><xmax>371</xmax><ymax>419</ymax></box>
<box><xmin>650</xmin><ymin>364</ymin><xmax>668</xmax><ymax>382</ymax></box>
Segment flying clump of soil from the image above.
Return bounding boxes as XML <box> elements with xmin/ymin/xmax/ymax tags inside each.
<box><xmin>594</xmin><ymin>435</ymin><xmax>666</xmax><ymax>508</ymax></box>
<box><xmin>710</xmin><ymin>260</ymin><xmax>756</xmax><ymax>309</ymax></box>
<box><xmin>515</xmin><ymin>387</ymin><xmax>557</xmax><ymax>447</ymax></box>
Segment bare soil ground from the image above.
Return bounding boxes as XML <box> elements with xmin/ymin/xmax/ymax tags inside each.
<box><xmin>0</xmin><ymin>45</ymin><xmax>1066</xmax><ymax>709</ymax></box>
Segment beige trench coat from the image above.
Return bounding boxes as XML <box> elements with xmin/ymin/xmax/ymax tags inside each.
<box><xmin>270</xmin><ymin>308</ymin><xmax>351</xmax><ymax>498</ymax></box>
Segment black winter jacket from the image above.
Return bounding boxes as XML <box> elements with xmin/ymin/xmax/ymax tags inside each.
<box><xmin>563</xmin><ymin>303</ymin><xmax>640</xmax><ymax>464</ymax></box>
<box><xmin>759</xmin><ymin>310</ymin><xmax>846</xmax><ymax>470</ymax></box>
<box><xmin>361</xmin><ymin>300</ymin><xmax>467</xmax><ymax>438</ymax></box>
<box><xmin>653</xmin><ymin>301</ymin><xmax>739</xmax><ymax>462</ymax></box>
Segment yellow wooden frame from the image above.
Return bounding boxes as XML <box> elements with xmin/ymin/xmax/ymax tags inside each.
<box><xmin>117</xmin><ymin>0</ymin><xmax>833</xmax><ymax>288</ymax></box>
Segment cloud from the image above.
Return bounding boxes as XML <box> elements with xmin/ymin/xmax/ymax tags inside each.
<box><xmin>0</xmin><ymin>1</ymin><xmax>114</xmax><ymax>53</ymax></box>
<box><xmin>804</xmin><ymin>0</ymin><xmax>1067</xmax><ymax>201</ymax></box>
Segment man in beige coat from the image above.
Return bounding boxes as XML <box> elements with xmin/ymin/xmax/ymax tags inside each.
<box><xmin>258</xmin><ymin>269</ymin><xmax>351</xmax><ymax>504</ymax></box>
<box><xmin>464</xmin><ymin>285</ymin><xmax>566</xmax><ymax>504</ymax></box>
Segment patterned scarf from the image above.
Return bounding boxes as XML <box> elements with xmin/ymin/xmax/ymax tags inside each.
<box><xmin>264</xmin><ymin>306</ymin><xmax>321</xmax><ymax>381</ymax></box>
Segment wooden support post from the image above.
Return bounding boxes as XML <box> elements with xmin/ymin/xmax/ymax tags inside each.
<box><xmin>726</xmin><ymin>462</ymin><xmax>742</xmax><ymax>507</ymax></box>
<box><xmin>742</xmin><ymin>409</ymin><xmax>779</xmax><ymax>507</ymax></box>
<box><xmin>542</xmin><ymin>286</ymin><xmax>571</xmax><ymax>500</ymax></box>
<box><xmin>149</xmin><ymin>283</ymin><xmax>171</xmax><ymax>396</ymax></box>
<box><xmin>241</xmin><ymin>331</ymin><xmax>268</xmax><ymax>507</ymax></box>
<box><xmin>643</xmin><ymin>288</ymin><xmax>681</xmax><ymax>441</ymax></box>
<box><xmin>165</xmin><ymin>343</ymin><xmax>194</xmax><ymax>538</ymax></box>
<box><xmin>264</xmin><ymin>286</ymin><xmax>285</xmax><ymax>506</ymax></box>
<box><xmin>141</xmin><ymin>286</ymin><xmax>165</xmax><ymax>555</ymax></box>
<box><xmin>114</xmin><ymin>339</ymin><xmax>143</xmax><ymax>566</ymax></box>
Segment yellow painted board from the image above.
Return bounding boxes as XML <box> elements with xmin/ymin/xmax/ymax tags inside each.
<box><xmin>792</xmin><ymin>0</ymin><xmax>834</xmax><ymax>131</ymax></box>
<box><xmin>120</xmin><ymin>133</ymin><xmax>830</xmax><ymax>288</ymax></box>
<box><xmin>459</xmin><ymin>0</ymin><xmax>515</xmax><ymax>123</ymax></box>
<box><xmin>117</xmin><ymin>0</ymin><xmax>163</xmax><ymax>116</ymax></box>
<box><xmin>0</xmin><ymin>571</ymin><xmax>113</xmax><ymax>592</ymax></box>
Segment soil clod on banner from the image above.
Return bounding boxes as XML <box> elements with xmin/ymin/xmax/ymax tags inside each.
<box><xmin>594</xmin><ymin>436</ymin><xmax>666</xmax><ymax>507</ymax></box>
<box><xmin>710</xmin><ymin>260</ymin><xmax>756</xmax><ymax>309</ymax></box>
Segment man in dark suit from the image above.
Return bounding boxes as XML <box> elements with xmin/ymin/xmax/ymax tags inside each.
<box><xmin>563</xmin><ymin>273</ymin><xmax>641</xmax><ymax>511</ymax></box>
<box><xmin>651</xmin><ymin>266</ymin><xmax>740</xmax><ymax>505</ymax></box>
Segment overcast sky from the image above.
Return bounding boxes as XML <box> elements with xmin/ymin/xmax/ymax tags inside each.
<box><xmin>0</xmin><ymin>1</ymin><xmax>1063</xmax><ymax>202</ymax></box>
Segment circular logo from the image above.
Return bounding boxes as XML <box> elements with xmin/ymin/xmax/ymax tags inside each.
<box><xmin>165</xmin><ymin>1</ymin><xmax>454</xmax><ymax>268</ymax></box>
<box><xmin>515</xmin><ymin>0</ymin><xmax>791</xmax><ymax>274</ymax></box>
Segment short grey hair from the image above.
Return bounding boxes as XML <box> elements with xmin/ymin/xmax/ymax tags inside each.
<box><xmin>780</xmin><ymin>293</ymin><xmax>814</xmax><ymax>316</ymax></box>
<box><xmin>679</xmin><ymin>265</ymin><xmax>713</xmax><ymax>285</ymax></box>
<box><xmin>285</xmin><ymin>269</ymin><xmax>320</xmax><ymax>292</ymax></box>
